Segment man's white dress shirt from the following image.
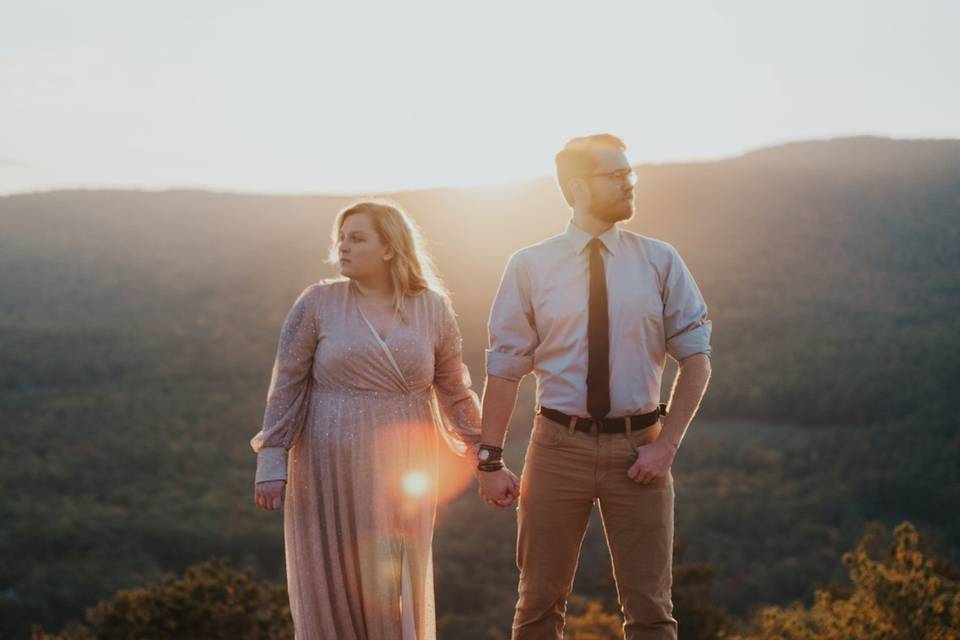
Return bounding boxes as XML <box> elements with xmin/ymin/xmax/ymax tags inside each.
<box><xmin>486</xmin><ymin>221</ymin><xmax>712</xmax><ymax>417</ymax></box>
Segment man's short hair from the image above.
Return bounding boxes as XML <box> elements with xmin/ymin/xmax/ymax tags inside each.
<box><xmin>555</xmin><ymin>134</ymin><xmax>627</xmax><ymax>206</ymax></box>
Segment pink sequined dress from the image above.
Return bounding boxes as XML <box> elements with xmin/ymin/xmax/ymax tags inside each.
<box><xmin>250</xmin><ymin>279</ymin><xmax>481</xmax><ymax>640</ymax></box>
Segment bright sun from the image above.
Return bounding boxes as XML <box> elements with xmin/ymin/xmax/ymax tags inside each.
<box><xmin>402</xmin><ymin>471</ymin><xmax>430</xmax><ymax>497</ymax></box>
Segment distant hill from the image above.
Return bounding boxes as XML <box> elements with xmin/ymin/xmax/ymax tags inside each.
<box><xmin>3</xmin><ymin>136</ymin><xmax>958</xmax><ymax>425</ymax></box>
<box><xmin>1</xmin><ymin>137</ymin><xmax>958</xmax><ymax>639</ymax></box>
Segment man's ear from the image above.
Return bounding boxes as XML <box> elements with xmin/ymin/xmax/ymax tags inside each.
<box><xmin>570</xmin><ymin>178</ymin><xmax>590</xmax><ymax>205</ymax></box>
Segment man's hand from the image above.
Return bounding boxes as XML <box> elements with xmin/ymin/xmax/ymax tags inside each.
<box><xmin>627</xmin><ymin>439</ymin><xmax>677</xmax><ymax>485</ymax></box>
<box><xmin>255</xmin><ymin>479</ymin><xmax>286</xmax><ymax>510</ymax></box>
<box><xmin>477</xmin><ymin>466</ymin><xmax>521</xmax><ymax>508</ymax></box>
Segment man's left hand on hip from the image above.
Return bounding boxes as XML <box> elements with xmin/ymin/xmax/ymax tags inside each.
<box><xmin>627</xmin><ymin>438</ymin><xmax>677</xmax><ymax>485</ymax></box>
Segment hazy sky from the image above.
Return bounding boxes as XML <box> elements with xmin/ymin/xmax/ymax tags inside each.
<box><xmin>2</xmin><ymin>0</ymin><xmax>958</xmax><ymax>195</ymax></box>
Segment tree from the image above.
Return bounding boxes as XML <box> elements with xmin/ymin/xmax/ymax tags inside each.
<box><xmin>31</xmin><ymin>557</ymin><xmax>291</xmax><ymax>640</ymax></box>
<box><xmin>733</xmin><ymin>522</ymin><xmax>960</xmax><ymax>640</ymax></box>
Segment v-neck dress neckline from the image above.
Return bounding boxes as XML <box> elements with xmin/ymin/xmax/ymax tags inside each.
<box><xmin>351</xmin><ymin>284</ymin><xmax>407</xmax><ymax>385</ymax></box>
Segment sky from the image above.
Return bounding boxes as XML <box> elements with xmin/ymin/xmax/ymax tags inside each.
<box><xmin>1</xmin><ymin>0</ymin><xmax>958</xmax><ymax>195</ymax></box>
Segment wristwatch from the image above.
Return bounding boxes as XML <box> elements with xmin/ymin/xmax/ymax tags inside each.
<box><xmin>477</xmin><ymin>444</ymin><xmax>503</xmax><ymax>463</ymax></box>
<box><xmin>477</xmin><ymin>444</ymin><xmax>504</xmax><ymax>472</ymax></box>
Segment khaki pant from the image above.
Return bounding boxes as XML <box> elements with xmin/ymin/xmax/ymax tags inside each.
<box><xmin>512</xmin><ymin>414</ymin><xmax>677</xmax><ymax>640</ymax></box>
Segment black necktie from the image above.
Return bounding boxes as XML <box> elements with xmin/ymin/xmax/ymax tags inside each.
<box><xmin>587</xmin><ymin>238</ymin><xmax>611</xmax><ymax>420</ymax></box>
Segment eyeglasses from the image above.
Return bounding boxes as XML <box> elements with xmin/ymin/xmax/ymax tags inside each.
<box><xmin>590</xmin><ymin>168</ymin><xmax>637</xmax><ymax>185</ymax></box>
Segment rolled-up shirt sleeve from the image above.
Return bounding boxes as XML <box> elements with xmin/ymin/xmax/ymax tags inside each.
<box><xmin>486</xmin><ymin>252</ymin><xmax>538</xmax><ymax>381</ymax></box>
<box><xmin>662</xmin><ymin>246</ymin><xmax>712</xmax><ymax>361</ymax></box>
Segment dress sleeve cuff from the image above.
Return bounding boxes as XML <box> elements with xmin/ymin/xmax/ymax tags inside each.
<box><xmin>666</xmin><ymin>321</ymin><xmax>713</xmax><ymax>362</ymax></box>
<box><xmin>485</xmin><ymin>349</ymin><xmax>534</xmax><ymax>381</ymax></box>
<box><xmin>255</xmin><ymin>447</ymin><xmax>288</xmax><ymax>484</ymax></box>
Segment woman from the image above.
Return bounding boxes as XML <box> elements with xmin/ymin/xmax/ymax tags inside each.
<box><xmin>251</xmin><ymin>200</ymin><xmax>497</xmax><ymax>639</ymax></box>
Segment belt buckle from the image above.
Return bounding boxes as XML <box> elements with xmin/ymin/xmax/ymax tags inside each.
<box><xmin>589</xmin><ymin>419</ymin><xmax>601</xmax><ymax>436</ymax></box>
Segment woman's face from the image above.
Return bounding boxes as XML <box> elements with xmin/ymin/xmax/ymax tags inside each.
<box><xmin>337</xmin><ymin>213</ymin><xmax>392</xmax><ymax>282</ymax></box>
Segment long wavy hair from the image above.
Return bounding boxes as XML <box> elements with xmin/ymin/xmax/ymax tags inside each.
<box><xmin>328</xmin><ymin>199</ymin><xmax>447</xmax><ymax>315</ymax></box>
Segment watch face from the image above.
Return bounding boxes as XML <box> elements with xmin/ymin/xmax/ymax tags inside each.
<box><xmin>478</xmin><ymin>449</ymin><xmax>491</xmax><ymax>461</ymax></box>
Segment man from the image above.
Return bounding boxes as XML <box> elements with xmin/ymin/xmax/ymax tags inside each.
<box><xmin>475</xmin><ymin>134</ymin><xmax>712</xmax><ymax>639</ymax></box>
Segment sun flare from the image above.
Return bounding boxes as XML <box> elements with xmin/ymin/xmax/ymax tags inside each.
<box><xmin>402</xmin><ymin>471</ymin><xmax>430</xmax><ymax>498</ymax></box>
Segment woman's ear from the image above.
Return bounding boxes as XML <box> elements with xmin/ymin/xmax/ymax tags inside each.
<box><xmin>383</xmin><ymin>247</ymin><xmax>395</xmax><ymax>261</ymax></box>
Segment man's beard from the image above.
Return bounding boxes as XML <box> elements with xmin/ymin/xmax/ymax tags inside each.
<box><xmin>590</xmin><ymin>195</ymin><xmax>634</xmax><ymax>223</ymax></box>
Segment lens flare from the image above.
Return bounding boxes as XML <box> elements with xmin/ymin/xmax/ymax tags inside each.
<box><xmin>402</xmin><ymin>471</ymin><xmax>430</xmax><ymax>497</ymax></box>
<box><xmin>374</xmin><ymin>420</ymin><xmax>475</xmax><ymax>509</ymax></box>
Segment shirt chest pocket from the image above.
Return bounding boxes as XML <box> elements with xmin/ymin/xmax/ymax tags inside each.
<box><xmin>611</xmin><ymin>279</ymin><xmax>664</xmax><ymax>340</ymax></box>
<box><xmin>532</xmin><ymin>278</ymin><xmax>588</xmax><ymax>338</ymax></box>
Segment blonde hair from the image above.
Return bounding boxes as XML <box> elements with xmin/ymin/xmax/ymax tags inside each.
<box><xmin>328</xmin><ymin>199</ymin><xmax>447</xmax><ymax>314</ymax></box>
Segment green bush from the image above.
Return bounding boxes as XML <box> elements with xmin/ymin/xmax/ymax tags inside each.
<box><xmin>31</xmin><ymin>557</ymin><xmax>291</xmax><ymax>640</ymax></box>
<box><xmin>733</xmin><ymin>522</ymin><xmax>960</xmax><ymax>640</ymax></box>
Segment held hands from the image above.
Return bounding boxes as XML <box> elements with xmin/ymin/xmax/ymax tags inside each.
<box><xmin>627</xmin><ymin>437</ymin><xmax>678</xmax><ymax>485</ymax></box>
<box><xmin>477</xmin><ymin>467</ymin><xmax>520</xmax><ymax>508</ymax></box>
<box><xmin>255</xmin><ymin>479</ymin><xmax>286</xmax><ymax>510</ymax></box>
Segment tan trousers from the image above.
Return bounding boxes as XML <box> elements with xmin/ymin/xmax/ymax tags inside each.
<box><xmin>512</xmin><ymin>414</ymin><xmax>677</xmax><ymax>640</ymax></box>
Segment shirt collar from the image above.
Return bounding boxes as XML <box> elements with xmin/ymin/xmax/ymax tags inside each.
<box><xmin>563</xmin><ymin>220</ymin><xmax>621</xmax><ymax>255</ymax></box>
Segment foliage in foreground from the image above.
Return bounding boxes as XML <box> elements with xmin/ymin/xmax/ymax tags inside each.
<box><xmin>562</xmin><ymin>522</ymin><xmax>960</xmax><ymax>640</ymax></box>
<box><xmin>31</xmin><ymin>557</ymin><xmax>291</xmax><ymax>640</ymax></box>
<box><xmin>733</xmin><ymin>522</ymin><xmax>960</xmax><ymax>640</ymax></box>
<box><xmin>30</xmin><ymin>522</ymin><xmax>960</xmax><ymax>640</ymax></box>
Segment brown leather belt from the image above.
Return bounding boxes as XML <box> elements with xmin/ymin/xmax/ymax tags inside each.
<box><xmin>538</xmin><ymin>404</ymin><xmax>666</xmax><ymax>435</ymax></box>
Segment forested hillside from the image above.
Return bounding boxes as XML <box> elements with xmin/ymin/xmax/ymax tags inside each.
<box><xmin>2</xmin><ymin>137</ymin><xmax>958</xmax><ymax>639</ymax></box>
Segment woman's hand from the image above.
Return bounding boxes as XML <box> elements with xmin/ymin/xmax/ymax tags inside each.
<box><xmin>255</xmin><ymin>479</ymin><xmax>287</xmax><ymax>510</ymax></box>
<box><xmin>477</xmin><ymin>466</ymin><xmax>520</xmax><ymax>508</ymax></box>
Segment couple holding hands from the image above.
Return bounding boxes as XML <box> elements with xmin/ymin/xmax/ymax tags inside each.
<box><xmin>251</xmin><ymin>133</ymin><xmax>712</xmax><ymax>640</ymax></box>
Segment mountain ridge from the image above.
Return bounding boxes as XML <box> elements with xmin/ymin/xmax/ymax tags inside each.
<box><xmin>4</xmin><ymin>135</ymin><xmax>958</xmax><ymax>201</ymax></box>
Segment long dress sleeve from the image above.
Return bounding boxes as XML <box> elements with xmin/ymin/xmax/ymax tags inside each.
<box><xmin>250</xmin><ymin>284</ymin><xmax>320</xmax><ymax>483</ymax></box>
<box><xmin>431</xmin><ymin>293</ymin><xmax>482</xmax><ymax>456</ymax></box>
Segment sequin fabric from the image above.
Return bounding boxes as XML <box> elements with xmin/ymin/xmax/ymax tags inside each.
<box><xmin>250</xmin><ymin>279</ymin><xmax>482</xmax><ymax>640</ymax></box>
